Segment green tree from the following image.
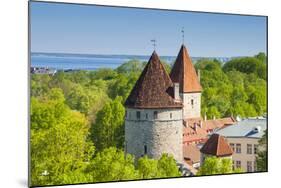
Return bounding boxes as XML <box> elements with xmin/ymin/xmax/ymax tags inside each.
<box><xmin>157</xmin><ymin>154</ymin><xmax>181</xmax><ymax>177</ymax></box>
<box><xmin>256</xmin><ymin>130</ymin><xmax>267</xmax><ymax>171</ymax></box>
<box><xmin>137</xmin><ymin>154</ymin><xmax>181</xmax><ymax>179</ymax></box>
<box><xmin>116</xmin><ymin>59</ymin><xmax>144</xmax><ymax>74</ymax></box>
<box><xmin>223</xmin><ymin>57</ymin><xmax>266</xmax><ymax>79</ymax></box>
<box><xmin>197</xmin><ymin>156</ymin><xmax>243</xmax><ymax>176</ymax></box>
<box><xmin>90</xmin><ymin>97</ymin><xmax>125</xmax><ymax>151</ymax></box>
<box><xmin>31</xmin><ymin>74</ymin><xmax>52</xmax><ymax>97</ymax></box>
<box><xmin>137</xmin><ymin>156</ymin><xmax>158</xmax><ymax>179</ymax></box>
<box><xmin>31</xmin><ymin>89</ymin><xmax>95</xmax><ymax>186</ymax></box>
<box><xmin>255</xmin><ymin>52</ymin><xmax>267</xmax><ymax>64</ymax></box>
<box><xmin>85</xmin><ymin>147</ymin><xmax>138</xmax><ymax>182</ymax></box>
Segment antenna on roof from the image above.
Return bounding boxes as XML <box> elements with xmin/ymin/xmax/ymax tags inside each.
<box><xmin>181</xmin><ymin>27</ymin><xmax>185</xmax><ymax>44</ymax></box>
<box><xmin>150</xmin><ymin>39</ymin><xmax>156</xmax><ymax>51</ymax></box>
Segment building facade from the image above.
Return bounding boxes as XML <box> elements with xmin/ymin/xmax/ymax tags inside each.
<box><xmin>215</xmin><ymin>118</ymin><xmax>266</xmax><ymax>172</ymax></box>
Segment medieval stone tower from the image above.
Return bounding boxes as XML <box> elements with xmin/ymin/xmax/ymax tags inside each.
<box><xmin>170</xmin><ymin>45</ymin><xmax>202</xmax><ymax>119</ymax></box>
<box><xmin>124</xmin><ymin>51</ymin><xmax>183</xmax><ymax>162</ymax></box>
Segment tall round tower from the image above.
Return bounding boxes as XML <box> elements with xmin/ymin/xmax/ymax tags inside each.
<box><xmin>124</xmin><ymin>51</ymin><xmax>183</xmax><ymax>162</ymax></box>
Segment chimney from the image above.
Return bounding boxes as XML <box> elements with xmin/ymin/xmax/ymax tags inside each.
<box><xmin>174</xmin><ymin>83</ymin><xmax>180</xmax><ymax>101</ymax></box>
<box><xmin>197</xmin><ymin>69</ymin><xmax>201</xmax><ymax>83</ymax></box>
<box><xmin>199</xmin><ymin>120</ymin><xmax>203</xmax><ymax>128</ymax></box>
<box><xmin>194</xmin><ymin>123</ymin><xmax>197</xmax><ymax>131</ymax></box>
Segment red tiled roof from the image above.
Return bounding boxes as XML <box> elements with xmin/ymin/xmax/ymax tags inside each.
<box><xmin>200</xmin><ymin>134</ymin><xmax>233</xmax><ymax>157</ymax></box>
<box><xmin>170</xmin><ymin>45</ymin><xmax>202</xmax><ymax>93</ymax></box>
<box><xmin>183</xmin><ymin>117</ymin><xmax>236</xmax><ymax>144</ymax></box>
<box><xmin>125</xmin><ymin>51</ymin><xmax>183</xmax><ymax>109</ymax></box>
<box><xmin>183</xmin><ymin>144</ymin><xmax>200</xmax><ymax>164</ymax></box>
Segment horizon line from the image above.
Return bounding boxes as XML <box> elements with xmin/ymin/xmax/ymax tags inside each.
<box><xmin>30</xmin><ymin>51</ymin><xmax>266</xmax><ymax>58</ymax></box>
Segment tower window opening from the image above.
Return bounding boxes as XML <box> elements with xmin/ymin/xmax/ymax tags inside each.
<box><xmin>191</xmin><ymin>99</ymin><xmax>194</xmax><ymax>108</ymax></box>
<box><xmin>136</xmin><ymin>111</ymin><xmax>141</xmax><ymax>119</ymax></box>
<box><xmin>154</xmin><ymin>111</ymin><xmax>158</xmax><ymax>119</ymax></box>
<box><xmin>144</xmin><ymin>145</ymin><xmax>147</xmax><ymax>155</ymax></box>
<box><xmin>146</xmin><ymin>113</ymin><xmax>148</xmax><ymax>119</ymax></box>
<box><xmin>170</xmin><ymin>113</ymin><xmax>172</xmax><ymax>119</ymax></box>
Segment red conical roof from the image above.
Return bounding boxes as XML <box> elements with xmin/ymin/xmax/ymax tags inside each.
<box><xmin>125</xmin><ymin>51</ymin><xmax>182</xmax><ymax>109</ymax></box>
<box><xmin>170</xmin><ymin>45</ymin><xmax>202</xmax><ymax>93</ymax></box>
<box><xmin>200</xmin><ymin>134</ymin><xmax>233</xmax><ymax>157</ymax></box>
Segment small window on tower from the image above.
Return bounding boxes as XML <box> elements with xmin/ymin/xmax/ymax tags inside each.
<box><xmin>170</xmin><ymin>113</ymin><xmax>172</xmax><ymax>119</ymax></box>
<box><xmin>146</xmin><ymin>113</ymin><xmax>148</xmax><ymax>119</ymax></box>
<box><xmin>191</xmin><ymin>99</ymin><xmax>194</xmax><ymax>108</ymax></box>
<box><xmin>144</xmin><ymin>145</ymin><xmax>147</xmax><ymax>155</ymax></box>
<box><xmin>154</xmin><ymin>111</ymin><xmax>158</xmax><ymax>119</ymax></box>
<box><xmin>136</xmin><ymin>111</ymin><xmax>141</xmax><ymax>119</ymax></box>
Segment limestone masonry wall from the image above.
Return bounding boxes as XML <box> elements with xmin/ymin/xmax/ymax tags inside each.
<box><xmin>125</xmin><ymin>108</ymin><xmax>183</xmax><ymax>162</ymax></box>
<box><xmin>181</xmin><ymin>92</ymin><xmax>201</xmax><ymax>119</ymax></box>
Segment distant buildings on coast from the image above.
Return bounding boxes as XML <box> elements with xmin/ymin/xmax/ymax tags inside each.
<box><xmin>30</xmin><ymin>67</ymin><xmax>78</xmax><ymax>75</ymax></box>
<box><xmin>30</xmin><ymin>67</ymin><xmax>57</xmax><ymax>75</ymax></box>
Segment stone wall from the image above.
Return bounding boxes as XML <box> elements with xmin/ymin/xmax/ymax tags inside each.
<box><xmin>125</xmin><ymin>108</ymin><xmax>183</xmax><ymax>162</ymax></box>
<box><xmin>181</xmin><ymin>92</ymin><xmax>201</xmax><ymax>119</ymax></box>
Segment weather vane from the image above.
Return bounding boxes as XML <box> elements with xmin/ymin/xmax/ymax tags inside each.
<box><xmin>150</xmin><ymin>39</ymin><xmax>156</xmax><ymax>51</ymax></box>
<box><xmin>181</xmin><ymin>27</ymin><xmax>185</xmax><ymax>44</ymax></box>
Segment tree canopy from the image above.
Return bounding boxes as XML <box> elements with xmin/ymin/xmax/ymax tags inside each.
<box><xmin>30</xmin><ymin>52</ymin><xmax>266</xmax><ymax>186</ymax></box>
<box><xmin>197</xmin><ymin>156</ymin><xmax>242</xmax><ymax>176</ymax></box>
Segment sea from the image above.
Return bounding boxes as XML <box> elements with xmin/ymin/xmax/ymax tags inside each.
<box><xmin>31</xmin><ymin>52</ymin><xmax>231</xmax><ymax>71</ymax></box>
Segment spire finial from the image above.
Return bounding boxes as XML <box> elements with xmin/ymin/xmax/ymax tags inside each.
<box><xmin>150</xmin><ymin>39</ymin><xmax>156</xmax><ymax>51</ymax></box>
<box><xmin>181</xmin><ymin>27</ymin><xmax>185</xmax><ymax>44</ymax></box>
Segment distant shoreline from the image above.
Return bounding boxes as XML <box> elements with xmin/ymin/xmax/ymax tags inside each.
<box><xmin>30</xmin><ymin>52</ymin><xmax>235</xmax><ymax>71</ymax></box>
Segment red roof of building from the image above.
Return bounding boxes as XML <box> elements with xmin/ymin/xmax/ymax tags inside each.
<box><xmin>125</xmin><ymin>51</ymin><xmax>183</xmax><ymax>109</ymax></box>
<box><xmin>170</xmin><ymin>45</ymin><xmax>202</xmax><ymax>93</ymax></box>
<box><xmin>183</xmin><ymin>117</ymin><xmax>236</xmax><ymax>144</ymax></box>
<box><xmin>183</xmin><ymin>144</ymin><xmax>200</xmax><ymax>164</ymax></box>
<box><xmin>200</xmin><ymin>133</ymin><xmax>233</xmax><ymax>157</ymax></box>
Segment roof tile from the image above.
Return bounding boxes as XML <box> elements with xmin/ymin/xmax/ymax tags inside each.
<box><xmin>125</xmin><ymin>51</ymin><xmax>183</xmax><ymax>109</ymax></box>
<box><xmin>200</xmin><ymin>134</ymin><xmax>233</xmax><ymax>157</ymax></box>
<box><xmin>170</xmin><ymin>45</ymin><xmax>202</xmax><ymax>93</ymax></box>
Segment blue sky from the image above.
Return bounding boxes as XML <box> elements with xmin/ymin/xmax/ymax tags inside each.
<box><xmin>30</xmin><ymin>1</ymin><xmax>267</xmax><ymax>57</ymax></box>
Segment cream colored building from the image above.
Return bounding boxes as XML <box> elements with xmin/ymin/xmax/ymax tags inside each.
<box><xmin>215</xmin><ymin>118</ymin><xmax>266</xmax><ymax>172</ymax></box>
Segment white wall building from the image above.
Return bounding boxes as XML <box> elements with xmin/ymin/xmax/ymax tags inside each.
<box><xmin>215</xmin><ymin>118</ymin><xmax>267</xmax><ymax>172</ymax></box>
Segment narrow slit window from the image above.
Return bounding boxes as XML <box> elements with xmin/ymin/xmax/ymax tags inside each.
<box><xmin>191</xmin><ymin>99</ymin><xmax>194</xmax><ymax>108</ymax></box>
<box><xmin>154</xmin><ymin>111</ymin><xmax>158</xmax><ymax>119</ymax></box>
<box><xmin>144</xmin><ymin>145</ymin><xmax>147</xmax><ymax>155</ymax></box>
<box><xmin>136</xmin><ymin>111</ymin><xmax>141</xmax><ymax>119</ymax></box>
